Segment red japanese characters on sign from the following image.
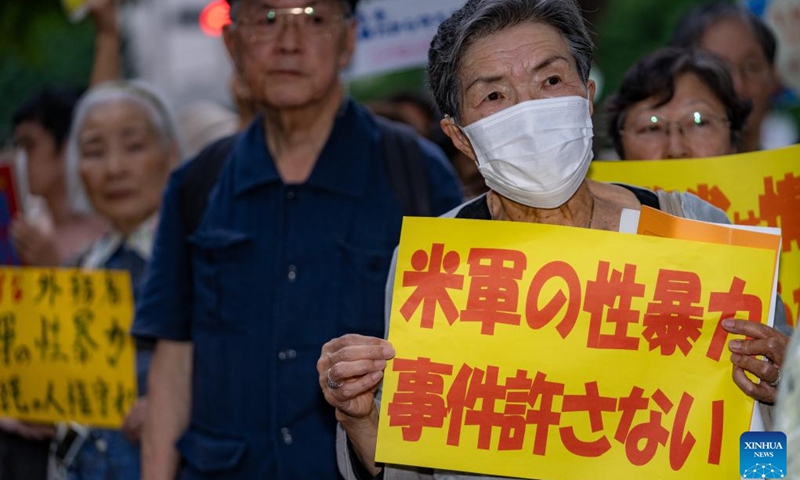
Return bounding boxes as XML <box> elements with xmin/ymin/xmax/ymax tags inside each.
<box><xmin>399</xmin><ymin>243</ymin><xmax>763</xmax><ymax>358</ymax></box>
<box><xmin>387</xmin><ymin>358</ymin><xmax>724</xmax><ymax>469</ymax></box>
<box><xmin>377</xmin><ymin>215</ymin><xmax>778</xmax><ymax>480</ymax></box>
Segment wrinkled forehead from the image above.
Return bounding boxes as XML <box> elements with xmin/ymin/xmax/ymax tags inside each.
<box><xmin>700</xmin><ymin>16</ymin><xmax>765</xmax><ymax>59</ymax></box>
<box><xmin>634</xmin><ymin>73</ymin><xmax>726</xmax><ymax>114</ymax></box>
<box><xmin>81</xmin><ymin>96</ymin><xmax>156</xmax><ymax>126</ymax></box>
<box><xmin>75</xmin><ymin>94</ymin><xmax>170</xmax><ymax>148</ymax></box>
<box><xmin>459</xmin><ymin>22</ymin><xmax>578</xmax><ymax>78</ymax></box>
<box><xmin>78</xmin><ymin>102</ymin><xmax>162</xmax><ymax>145</ymax></box>
<box><xmin>82</xmin><ymin>99</ymin><xmax>151</xmax><ymax>124</ymax></box>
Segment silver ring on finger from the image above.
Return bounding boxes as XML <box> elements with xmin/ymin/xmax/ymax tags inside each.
<box><xmin>327</xmin><ymin>368</ymin><xmax>342</xmax><ymax>390</ymax></box>
<box><xmin>768</xmin><ymin>367</ymin><xmax>782</xmax><ymax>388</ymax></box>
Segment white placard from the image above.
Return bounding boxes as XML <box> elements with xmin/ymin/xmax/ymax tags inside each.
<box><xmin>347</xmin><ymin>0</ymin><xmax>467</xmax><ymax>79</ymax></box>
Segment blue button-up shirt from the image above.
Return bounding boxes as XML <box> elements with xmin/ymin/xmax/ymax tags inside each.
<box><xmin>132</xmin><ymin>99</ymin><xmax>462</xmax><ymax>479</ymax></box>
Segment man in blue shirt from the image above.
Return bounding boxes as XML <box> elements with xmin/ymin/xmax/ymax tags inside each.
<box><xmin>131</xmin><ymin>0</ymin><xmax>462</xmax><ymax>479</ymax></box>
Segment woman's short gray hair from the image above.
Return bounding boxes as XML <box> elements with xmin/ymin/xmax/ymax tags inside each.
<box><xmin>65</xmin><ymin>80</ymin><xmax>185</xmax><ymax>214</ymax></box>
<box><xmin>428</xmin><ymin>0</ymin><xmax>594</xmax><ymax>121</ymax></box>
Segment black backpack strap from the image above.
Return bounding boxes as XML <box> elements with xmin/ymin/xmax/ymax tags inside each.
<box><xmin>373</xmin><ymin>116</ymin><xmax>432</xmax><ymax>217</ymax></box>
<box><xmin>179</xmin><ymin>134</ymin><xmax>238</xmax><ymax>235</ymax></box>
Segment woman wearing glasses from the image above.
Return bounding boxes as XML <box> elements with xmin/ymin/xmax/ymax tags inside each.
<box><xmin>606</xmin><ymin>47</ymin><xmax>750</xmax><ymax>160</ymax></box>
<box><xmin>605</xmin><ymin>46</ymin><xmax>791</xmax><ymax>410</ymax></box>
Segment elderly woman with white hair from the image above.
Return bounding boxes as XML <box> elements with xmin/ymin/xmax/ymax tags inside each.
<box><xmin>48</xmin><ymin>80</ymin><xmax>183</xmax><ymax>480</ymax></box>
<box><xmin>316</xmin><ymin>0</ymin><xmax>790</xmax><ymax>478</ymax></box>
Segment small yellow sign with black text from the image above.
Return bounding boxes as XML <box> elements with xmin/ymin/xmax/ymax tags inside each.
<box><xmin>0</xmin><ymin>268</ymin><xmax>137</xmax><ymax>429</ymax></box>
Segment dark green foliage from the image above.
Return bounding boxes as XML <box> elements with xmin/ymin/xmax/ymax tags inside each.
<box><xmin>0</xmin><ymin>0</ymin><xmax>94</xmax><ymax>144</ymax></box>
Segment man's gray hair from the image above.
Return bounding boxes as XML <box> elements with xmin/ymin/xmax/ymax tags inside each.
<box><xmin>428</xmin><ymin>0</ymin><xmax>594</xmax><ymax>121</ymax></box>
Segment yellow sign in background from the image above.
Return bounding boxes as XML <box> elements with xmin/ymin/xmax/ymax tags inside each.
<box><xmin>589</xmin><ymin>144</ymin><xmax>800</xmax><ymax>326</ymax></box>
<box><xmin>0</xmin><ymin>268</ymin><xmax>137</xmax><ymax>428</ymax></box>
<box><xmin>376</xmin><ymin>217</ymin><xmax>777</xmax><ymax>480</ymax></box>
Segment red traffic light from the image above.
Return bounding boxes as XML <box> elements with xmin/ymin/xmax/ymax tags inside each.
<box><xmin>199</xmin><ymin>0</ymin><xmax>231</xmax><ymax>37</ymax></box>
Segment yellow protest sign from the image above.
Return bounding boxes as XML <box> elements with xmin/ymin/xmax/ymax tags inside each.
<box><xmin>376</xmin><ymin>216</ymin><xmax>778</xmax><ymax>480</ymax></box>
<box><xmin>0</xmin><ymin>268</ymin><xmax>137</xmax><ymax>429</ymax></box>
<box><xmin>589</xmin><ymin>144</ymin><xmax>800</xmax><ymax>326</ymax></box>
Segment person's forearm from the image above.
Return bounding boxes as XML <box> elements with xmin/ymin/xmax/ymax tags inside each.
<box><xmin>337</xmin><ymin>406</ymin><xmax>381</xmax><ymax>476</ymax></box>
<box><xmin>90</xmin><ymin>30</ymin><xmax>121</xmax><ymax>85</ymax></box>
<box><xmin>141</xmin><ymin>340</ymin><xmax>192</xmax><ymax>480</ymax></box>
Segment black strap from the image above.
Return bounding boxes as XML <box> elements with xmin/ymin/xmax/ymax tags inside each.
<box><xmin>615</xmin><ymin>183</ymin><xmax>660</xmax><ymax>209</ymax></box>
<box><xmin>372</xmin><ymin>115</ymin><xmax>431</xmax><ymax>217</ymax></box>
<box><xmin>455</xmin><ymin>195</ymin><xmax>491</xmax><ymax>220</ymax></box>
<box><xmin>347</xmin><ymin>437</ymin><xmax>385</xmax><ymax>480</ymax></box>
<box><xmin>179</xmin><ymin>134</ymin><xmax>237</xmax><ymax>235</ymax></box>
<box><xmin>178</xmin><ymin>117</ymin><xmax>433</xmax><ymax>235</ymax></box>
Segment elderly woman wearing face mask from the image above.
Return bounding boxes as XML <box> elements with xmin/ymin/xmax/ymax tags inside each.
<box><xmin>316</xmin><ymin>0</ymin><xmax>787</xmax><ymax>478</ymax></box>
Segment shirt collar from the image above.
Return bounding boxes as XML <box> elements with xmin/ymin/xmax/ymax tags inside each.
<box><xmin>81</xmin><ymin>215</ymin><xmax>159</xmax><ymax>269</ymax></box>
<box><xmin>232</xmin><ymin>98</ymin><xmax>376</xmax><ymax>198</ymax></box>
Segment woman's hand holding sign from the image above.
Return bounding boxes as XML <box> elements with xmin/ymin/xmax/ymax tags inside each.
<box><xmin>318</xmin><ymin>334</ymin><xmax>395</xmax><ymax>476</ymax></box>
<box><xmin>318</xmin><ymin>334</ymin><xmax>395</xmax><ymax>417</ymax></box>
<box><xmin>723</xmin><ymin>319</ymin><xmax>789</xmax><ymax>404</ymax></box>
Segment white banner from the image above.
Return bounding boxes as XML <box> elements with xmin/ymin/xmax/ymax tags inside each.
<box><xmin>347</xmin><ymin>0</ymin><xmax>467</xmax><ymax>79</ymax></box>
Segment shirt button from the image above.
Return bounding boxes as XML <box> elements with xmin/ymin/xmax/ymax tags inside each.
<box><xmin>95</xmin><ymin>438</ymin><xmax>108</xmax><ymax>453</ymax></box>
<box><xmin>287</xmin><ymin>265</ymin><xmax>298</xmax><ymax>282</ymax></box>
<box><xmin>278</xmin><ymin>349</ymin><xmax>297</xmax><ymax>361</ymax></box>
<box><xmin>280</xmin><ymin>427</ymin><xmax>293</xmax><ymax>445</ymax></box>
<box><xmin>286</xmin><ymin>190</ymin><xmax>296</xmax><ymax>200</ymax></box>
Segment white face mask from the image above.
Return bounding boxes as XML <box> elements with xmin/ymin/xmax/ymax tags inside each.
<box><xmin>462</xmin><ymin>95</ymin><xmax>594</xmax><ymax>209</ymax></box>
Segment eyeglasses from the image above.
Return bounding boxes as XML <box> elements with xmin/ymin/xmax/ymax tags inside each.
<box><xmin>621</xmin><ymin>110</ymin><xmax>730</xmax><ymax>145</ymax></box>
<box><xmin>233</xmin><ymin>5</ymin><xmax>348</xmax><ymax>43</ymax></box>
